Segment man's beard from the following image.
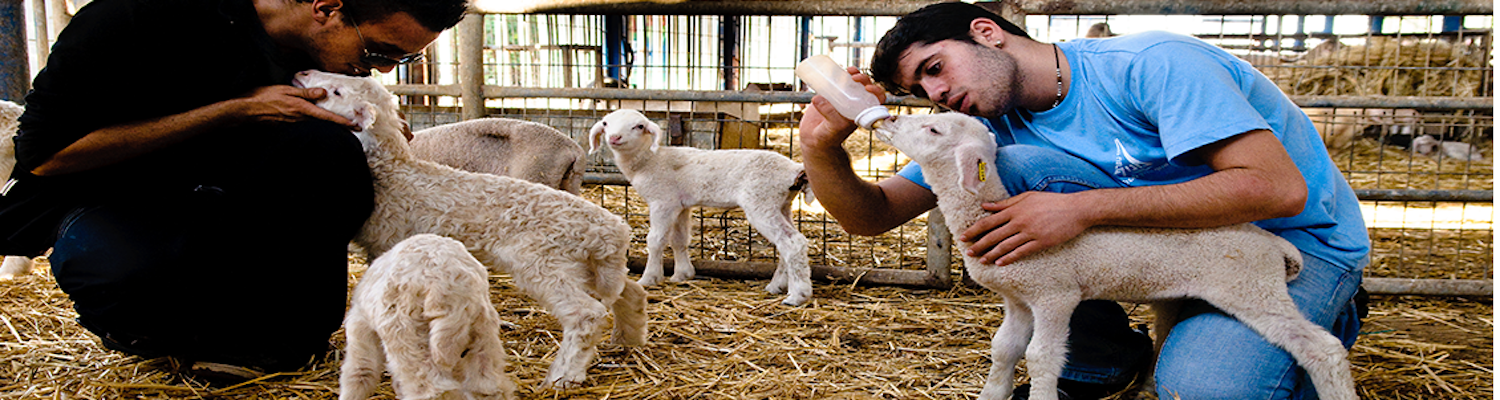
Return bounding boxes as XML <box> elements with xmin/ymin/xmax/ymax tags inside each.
<box><xmin>971</xmin><ymin>45</ymin><xmax>1025</xmax><ymax>118</ymax></box>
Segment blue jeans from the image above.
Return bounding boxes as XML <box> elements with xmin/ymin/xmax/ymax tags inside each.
<box><xmin>994</xmin><ymin>145</ymin><xmax>1365</xmax><ymax>399</ymax></box>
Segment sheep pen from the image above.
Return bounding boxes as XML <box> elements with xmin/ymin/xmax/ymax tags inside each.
<box><xmin>0</xmin><ymin>114</ymin><xmax>1490</xmax><ymax>400</ymax></box>
<box><xmin>0</xmin><ymin>117</ymin><xmax>1490</xmax><ymax>400</ymax></box>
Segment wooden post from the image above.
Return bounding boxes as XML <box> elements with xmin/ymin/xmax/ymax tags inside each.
<box><xmin>458</xmin><ymin>13</ymin><xmax>484</xmax><ymax>121</ymax></box>
<box><xmin>925</xmin><ymin>209</ymin><xmax>953</xmax><ymax>288</ymax></box>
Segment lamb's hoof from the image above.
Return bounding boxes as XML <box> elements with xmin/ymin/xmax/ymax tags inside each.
<box><xmin>637</xmin><ymin>275</ymin><xmax>666</xmax><ymax>287</ymax></box>
<box><xmin>765</xmin><ymin>282</ymin><xmax>786</xmax><ymax>295</ymax></box>
<box><xmin>780</xmin><ymin>291</ymin><xmax>810</xmax><ymax>307</ymax></box>
<box><xmin>669</xmin><ymin>272</ymin><xmax>695</xmax><ymax>283</ymax></box>
<box><xmin>541</xmin><ymin>375</ymin><xmax>585</xmax><ymax>390</ymax></box>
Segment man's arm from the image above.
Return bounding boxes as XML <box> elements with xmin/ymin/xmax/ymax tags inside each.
<box><xmin>799</xmin><ymin>92</ymin><xmax>937</xmax><ymax>236</ymax></box>
<box><xmin>961</xmin><ymin>128</ymin><xmax>1307</xmax><ymax>265</ymax></box>
<box><xmin>32</xmin><ymin>85</ymin><xmax>357</xmax><ymax>176</ymax></box>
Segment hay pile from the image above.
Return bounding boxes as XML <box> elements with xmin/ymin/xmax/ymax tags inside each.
<box><xmin>0</xmin><ymin>259</ymin><xmax>1491</xmax><ymax>399</ymax></box>
<box><xmin>1269</xmin><ymin>36</ymin><xmax>1491</xmax><ymax>97</ymax></box>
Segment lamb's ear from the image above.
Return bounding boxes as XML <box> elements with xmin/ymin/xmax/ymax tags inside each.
<box><xmin>351</xmin><ymin>102</ymin><xmax>378</xmax><ymax>131</ymax></box>
<box><xmin>953</xmin><ymin>143</ymin><xmax>993</xmax><ymax>195</ymax></box>
<box><xmin>587</xmin><ymin>119</ymin><xmax>607</xmax><ymax>154</ymax></box>
<box><xmin>643</xmin><ymin>119</ymin><xmax>662</xmax><ymax>153</ymax></box>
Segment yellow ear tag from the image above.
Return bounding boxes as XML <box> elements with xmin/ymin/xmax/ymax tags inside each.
<box><xmin>978</xmin><ymin>161</ymin><xmax>987</xmax><ymax>182</ymax></box>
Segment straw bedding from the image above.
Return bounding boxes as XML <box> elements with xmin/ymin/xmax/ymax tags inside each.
<box><xmin>0</xmin><ymin>254</ymin><xmax>1490</xmax><ymax>399</ymax></box>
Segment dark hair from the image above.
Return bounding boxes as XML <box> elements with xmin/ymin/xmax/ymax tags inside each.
<box><xmin>869</xmin><ymin>2</ymin><xmax>1028</xmax><ymax>95</ymax></box>
<box><xmin>342</xmin><ymin>0</ymin><xmax>470</xmax><ymax>32</ymax></box>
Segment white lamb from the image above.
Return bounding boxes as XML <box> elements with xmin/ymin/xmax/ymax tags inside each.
<box><xmin>410</xmin><ymin>118</ymin><xmax>588</xmax><ymax>194</ymax></box>
<box><xmin>292</xmin><ymin>70</ymin><xmax>647</xmax><ymax>389</ymax></box>
<box><xmin>0</xmin><ymin>100</ymin><xmax>36</xmax><ymax>280</ymax></box>
<box><xmin>341</xmin><ymin>234</ymin><xmax>518</xmax><ymax>400</ymax></box>
<box><xmin>872</xmin><ymin>113</ymin><xmax>1356</xmax><ymax>400</ymax></box>
<box><xmin>588</xmin><ymin>109</ymin><xmax>814</xmax><ymax>306</ymax></box>
<box><xmin>1411</xmin><ymin>134</ymin><xmax>1485</xmax><ymax>162</ymax></box>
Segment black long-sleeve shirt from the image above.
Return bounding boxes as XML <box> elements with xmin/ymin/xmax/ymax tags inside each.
<box><xmin>16</xmin><ymin>0</ymin><xmax>316</xmax><ymax>186</ymax></box>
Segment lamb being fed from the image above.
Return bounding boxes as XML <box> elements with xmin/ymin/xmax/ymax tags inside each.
<box><xmin>410</xmin><ymin>118</ymin><xmax>588</xmax><ymax>194</ymax></box>
<box><xmin>872</xmin><ymin>113</ymin><xmax>1356</xmax><ymax>400</ymax></box>
<box><xmin>293</xmin><ymin>70</ymin><xmax>647</xmax><ymax>389</ymax></box>
<box><xmin>589</xmin><ymin>109</ymin><xmax>815</xmax><ymax>306</ymax></box>
<box><xmin>341</xmin><ymin>234</ymin><xmax>517</xmax><ymax>400</ymax></box>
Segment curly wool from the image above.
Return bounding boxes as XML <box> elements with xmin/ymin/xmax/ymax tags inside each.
<box><xmin>342</xmin><ymin>234</ymin><xmax>517</xmax><ymax>400</ymax></box>
<box><xmin>294</xmin><ymin>70</ymin><xmax>647</xmax><ymax>389</ymax></box>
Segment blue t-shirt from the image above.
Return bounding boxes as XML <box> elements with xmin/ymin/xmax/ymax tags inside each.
<box><xmin>897</xmin><ymin>31</ymin><xmax>1370</xmax><ymax>269</ymax></box>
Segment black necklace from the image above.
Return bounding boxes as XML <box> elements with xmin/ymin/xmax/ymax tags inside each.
<box><xmin>1051</xmin><ymin>43</ymin><xmax>1063</xmax><ymax>108</ymax></box>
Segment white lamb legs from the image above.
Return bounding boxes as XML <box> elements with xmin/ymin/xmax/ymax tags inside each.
<box><xmin>640</xmin><ymin>203</ymin><xmax>697</xmax><ymax>286</ymax></box>
<box><xmin>640</xmin><ymin>202</ymin><xmax>811</xmax><ymax>306</ymax></box>
<box><xmin>751</xmin><ymin>204</ymin><xmax>811</xmax><ymax>306</ymax></box>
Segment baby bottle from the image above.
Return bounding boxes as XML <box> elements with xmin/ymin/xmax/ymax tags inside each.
<box><xmin>795</xmin><ymin>55</ymin><xmax>891</xmax><ymax>129</ymax></box>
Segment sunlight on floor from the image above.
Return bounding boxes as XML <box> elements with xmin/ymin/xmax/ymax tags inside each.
<box><xmin>1361</xmin><ymin>202</ymin><xmax>1493</xmax><ymax>230</ymax></box>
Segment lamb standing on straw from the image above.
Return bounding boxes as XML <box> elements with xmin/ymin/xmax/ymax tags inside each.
<box><xmin>293</xmin><ymin>70</ymin><xmax>647</xmax><ymax>389</ymax></box>
<box><xmin>341</xmin><ymin>234</ymin><xmax>517</xmax><ymax>400</ymax></box>
<box><xmin>872</xmin><ymin>113</ymin><xmax>1357</xmax><ymax>400</ymax></box>
<box><xmin>589</xmin><ymin>109</ymin><xmax>815</xmax><ymax>306</ymax></box>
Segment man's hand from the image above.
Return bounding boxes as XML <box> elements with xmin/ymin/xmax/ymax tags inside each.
<box><xmin>236</xmin><ymin>86</ymin><xmax>361</xmax><ymax>130</ymax></box>
<box><xmin>798</xmin><ymin>67</ymin><xmax>887</xmax><ymax>152</ymax></box>
<box><xmin>958</xmin><ymin>191</ymin><xmax>1094</xmax><ymax>266</ymax></box>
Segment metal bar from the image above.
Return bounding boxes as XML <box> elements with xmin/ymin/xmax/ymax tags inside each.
<box><xmin>472</xmin><ymin>0</ymin><xmax>1492</xmax><ymax>16</ymax></box>
<box><xmin>0</xmin><ymin>0</ymin><xmax>27</xmax><ymax>103</ymax></box>
<box><xmin>1294</xmin><ymin>95</ymin><xmax>1496</xmax><ymax>110</ymax></box>
<box><xmin>458</xmin><ymin>14</ymin><xmax>485</xmax><ymax>120</ymax></box>
<box><xmin>1355</xmin><ymin>189</ymin><xmax>1492</xmax><ymax>202</ymax></box>
<box><xmin>627</xmin><ymin>258</ymin><xmax>941</xmax><ymax>288</ymax></box>
<box><xmin>1363</xmin><ymin>277</ymin><xmax>1492</xmax><ymax>296</ymax></box>
<box><xmin>391</xmin><ymin>84</ymin><xmax>1498</xmax><ymax>110</ymax></box>
<box><xmin>583</xmin><ymin>173</ymin><xmax>630</xmax><ymax>186</ymax></box>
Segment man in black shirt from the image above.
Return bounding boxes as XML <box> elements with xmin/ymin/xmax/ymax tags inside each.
<box><xmin>12</xmin><ymin>0</ymin><xmax>467</xmax><ymax>377</ymax></box>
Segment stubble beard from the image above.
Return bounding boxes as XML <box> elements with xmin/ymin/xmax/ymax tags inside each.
<box><xmin>972</xmin><ymin>45</ymin><xmax>1025</xmax><ymax>119</ymax></box>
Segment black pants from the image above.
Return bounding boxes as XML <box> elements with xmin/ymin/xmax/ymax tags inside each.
<box><xmin>49</xmin><ymin>120</ymin><xmax>373</xmax><ymax>370</ymax></box>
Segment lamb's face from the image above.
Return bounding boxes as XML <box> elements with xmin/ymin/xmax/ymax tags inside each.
<box><xmin>588</xmin><ymin>109</ymin><xmax>662</xmax><ymax>154</ymax></box>
<box><xmin>874</xmin><ymin>113</ymin><xmax>999</xmax><ymax>194</ymax></box>
<box><xmin>874</xmin><ymin>113</ymin><xmax>993</xmax><ymax>162</ymax></box>
<box><xmin>291</xmin><ymin>70</ymin><xmax>395</xmax><ymax>131</ymax></box>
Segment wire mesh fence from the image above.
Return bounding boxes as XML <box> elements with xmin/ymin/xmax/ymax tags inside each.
<box><xmin>380</xmin><ymin>6</ymin><xmax>1492</xmax><ymax>293</ymax></box>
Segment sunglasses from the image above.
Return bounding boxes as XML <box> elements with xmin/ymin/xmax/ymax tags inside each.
<box><xmin>350</xmin><ymin>17</ymin><xmax>424</xmax><ymax>67</ymax></box>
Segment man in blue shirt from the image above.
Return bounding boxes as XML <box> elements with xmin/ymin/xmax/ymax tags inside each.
<box><xmin>798</xmin><ymin>3</ymin><xmax>1368</xmax><ymax>399</ymax></box>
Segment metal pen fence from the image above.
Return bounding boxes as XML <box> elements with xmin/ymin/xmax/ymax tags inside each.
<box><xmin>379</xmin><ymin>0</ymin><xmax>1492</xmax><ymax>296</ymax></box>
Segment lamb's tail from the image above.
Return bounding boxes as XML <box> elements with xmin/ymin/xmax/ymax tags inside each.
<box><xmin>789</xmin><ymin>168</ymin><xmax>816</xmax><ymax>206</ymax></box>
<box><xmin>1277</xmin><ymin>238</ymin><xmax>1304</xmax><ymax>282</ymax></box>
<box><xmin>561</xmin><ymin>152</ymin><xmax>587</xmax><ymax>195</ymax></box>
<box><xmin>595</xmin><ymin>234</ymin><xmax>647</xmax><ymax>346</ymax></box>
<box><xmin>372</xmin><ymin>281</ymin><xmax>464</xmax><ymax>397</ymax></box>
<box><xmin>424</xmin><ymin>285</ymin><xmax>475</xmax><ymax>371</ymax></box>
